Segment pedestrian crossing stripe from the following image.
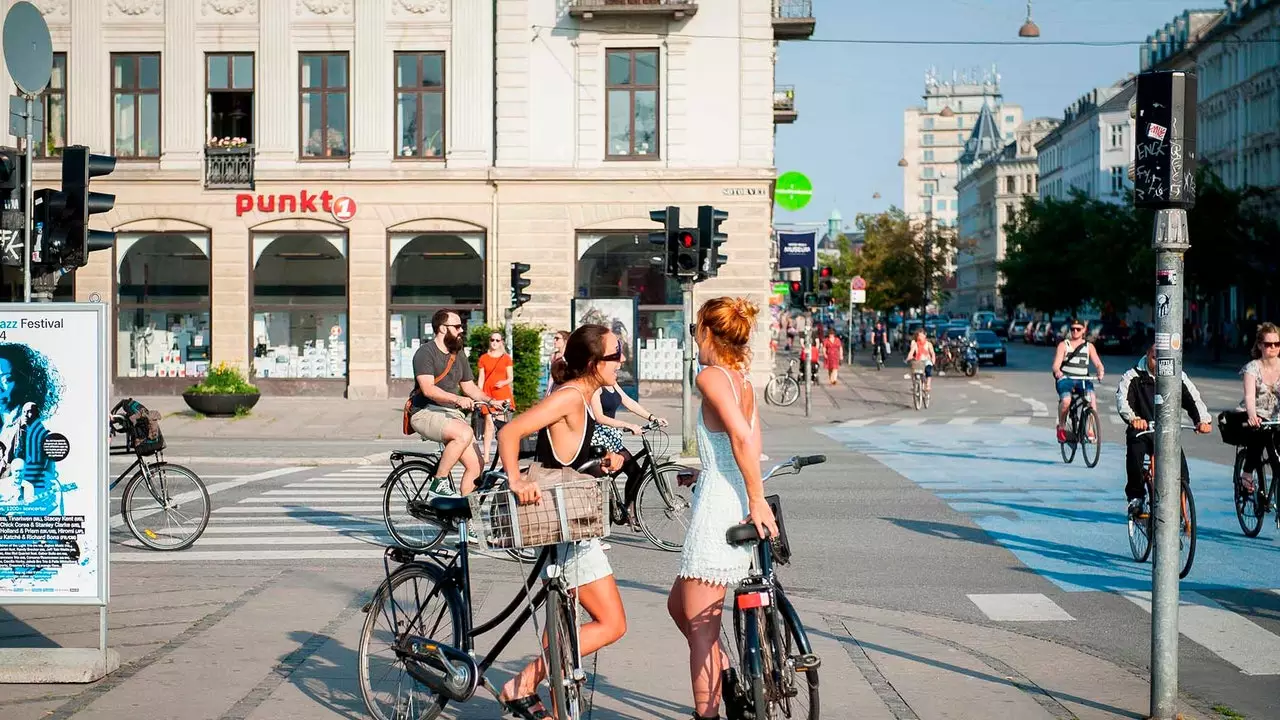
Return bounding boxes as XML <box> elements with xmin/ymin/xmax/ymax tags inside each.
<box><xmin>1122</xmin><ymin>591</ymin><xmax>1280</xmax><ymax>675</ymax></box>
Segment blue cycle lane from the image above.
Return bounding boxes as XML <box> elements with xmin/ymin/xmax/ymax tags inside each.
<box><xmin>818</xmin><ymin>423</ymin><xmax>1280</xmax><ymax>594</ymax></box>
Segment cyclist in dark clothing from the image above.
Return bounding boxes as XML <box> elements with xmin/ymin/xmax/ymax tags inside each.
<box><xmin>1115</xmin><ymin>343</ymin><xmax>1213</xmax><ymax>514</ymax></box>
<box><xmin>871</xmin><ymin>322</ymin><xmax>889</xmax><ymax>365</ymax></box>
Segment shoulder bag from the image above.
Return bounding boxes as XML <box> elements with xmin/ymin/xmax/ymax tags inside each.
<box><xmin>402</xmin><ymin>352</ymin><xmax>458</xmax><ymax>435</ymax></box>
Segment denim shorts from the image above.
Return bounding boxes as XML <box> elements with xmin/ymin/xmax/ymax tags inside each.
<box><xmin>1056</xmin><ymin>377</ymin><xmax>1094</xmax><ymax>400</ymax></box>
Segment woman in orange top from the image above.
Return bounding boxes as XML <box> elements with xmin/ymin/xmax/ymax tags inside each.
<box><xmin>477</xmin><ymin>332</ymin><xmax>515</xmax><ymax>466</ymax></box>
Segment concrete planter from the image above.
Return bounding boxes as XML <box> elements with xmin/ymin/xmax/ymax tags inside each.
<box><xmin>182</xmin><ymin>392</ymin><xmax>260</xmax><ymax>417</ymax></box>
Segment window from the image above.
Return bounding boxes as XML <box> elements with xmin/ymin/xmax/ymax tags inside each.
<box><xmin>394</xmin><ymin>52</ymin><xmax>446</xmax><ymax>159</ymax></box>
<box><xmin>922</xmin><ymin>134</ymin><xmax>934</xmax><ymax>146</ymax></box>
<box><xmin>1110</xmin><ymin>123</ymin><xmax>1125</xmax><ymax>148</ymax></box>
<box><xmin>207</xmin><ymin>53</ymin><xmax>254</xmax><ymax>146</ymax></box>
<box><xmin>924</xmin><ymin>182</ymin><xmax>936</xmax><ymax>195</ymax></box>
<box><xmin>950</xmin><ymin>199</ymin><xmax>958</xmax><ymax>211</ymax></box>
<box><xmin>957</xmin><ymin>116</ymin><xmax>965</xmax><ymax>129</ymax></box>
<box><xmin>252</xmin><ymin>234</ymin><xmax>348</xmax><ymax>379</ymax></box>
<box><xmin>112</xmin><ymin>53</ymin><xmax>161</xmax><ymax>158</ymax></box>
<box><xmin>923</xmin><ymin>150</ymin><xmax>934</xmax><ymax>162</ymax></box>
<box><xmin>923</xmin><ymin>168</ymin><xmax>935</xmax><ymax>178</ymax></box>
<box><xmin>921</xmin><ymin>200</ymin><xmax>929</xmax><ymax>212</ymax></box>
<box><xmin>389</xmin><ymin>234</ymin><xmax>485</xmax><ymax>379</ymax></box>
<box><xmin>605</xmin><ymin>49</ymin><xmax>659</xmax><ymax>158</ymax></box>
<box><xmin>1005</xmin><ymin>114</ymin><xmax>1015</xmax><ymax>124</ymax></box>
<box><xmin>957</xmin><ymin>133</ymin><xmax>965</xmax><ymax>144</ymax></box>
<box><xmin>116</xmin><ymin>234</ymin><xmax>211</xmax><ymax>380</ymax></box>
<box><xmin>937</xmin><ymin>199</ymin><xmax>946</xmax><ymax>211</ymax></box>
<box><xmin>1005</xmin><ymin>176</ymin><xmax>1016</xmax><ymax>194</ymax></box>
<box><xmin>923</xmin><ymin>118</ymin><xmax>934</xmax><ymax>130</ymax></box>
<box><xmin>1110</xmin><ymin>166</ymin><xmax>1125</xmax><ymax>193</ymax></box>
<box><xmin>577</xmin><ymin>234</ymin><xmax>679</xmax><ymax>382</ymax></box>
<box><xmin>299</xmin><ymin>53</ymin><xmax>349</xmax><ymax>159</ymax></box>
<box><xmin>33</xmin><ymin>53</ymin><xmax>67</xmax><ymax>158</ymax></box>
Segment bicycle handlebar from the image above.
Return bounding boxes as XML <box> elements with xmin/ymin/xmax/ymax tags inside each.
<box><xmin>1133</xmin><ymin>423</ymin><xmax>1198</xmax><ymax>437</ymax></box>
<box><xmin>762</xmin><ymin>453</ymin><xmax>826</xmax><ymax>482</ymax></box>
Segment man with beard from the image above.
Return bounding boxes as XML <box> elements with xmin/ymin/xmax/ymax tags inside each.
<box><xmin>409</xmin><ymin>309</ymin><xmax>501</xmax><ymax>496</ymax></box>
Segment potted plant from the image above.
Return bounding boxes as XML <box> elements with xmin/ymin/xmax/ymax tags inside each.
<box><xmin>182</xmin><ymin>362</ymin><xmax>260</xmax><ymax>417</ymax></box>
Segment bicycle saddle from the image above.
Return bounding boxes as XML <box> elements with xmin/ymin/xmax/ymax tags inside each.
<box><xmin>726</xmin><ymin>523</ymin><xmax>769</xmax><ymax>545</ymax></box>
<box><xmin>408</xmin><ymin>495</ymin><xmax>472</xmax><ymax>522</ymax></box>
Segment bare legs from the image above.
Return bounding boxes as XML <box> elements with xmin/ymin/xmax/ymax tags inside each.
<box><xmin>668</xmin><ymin>577</ymin><xmax>730</xmax><ymax>718</ymax></box>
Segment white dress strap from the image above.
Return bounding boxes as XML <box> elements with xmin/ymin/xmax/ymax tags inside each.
<box><xmin>709</xmin><ymin>365</ymin><xmax>754</xmax><ymax>430</ymax></box>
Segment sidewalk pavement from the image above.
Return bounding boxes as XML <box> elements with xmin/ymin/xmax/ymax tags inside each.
<box><xmin>0</xmin><ymin>562</ymin><xmax>1201</xmax><ymax>720</ymax></box>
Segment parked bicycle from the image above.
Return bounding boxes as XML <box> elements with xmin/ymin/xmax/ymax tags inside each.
<box><xmin>765</xmin><ymin>359</ymin><xmax>801</xmax><ymax>407</ymax></box>
<box><xmin>719</xmin><ymin>454</ymin><xmax>825</xmax><ymax>720</ymax></box>
<box><xmin>358</xmin><ymin>468</ymin><xmax>608</xmax><ymax>720</ymax></box>
<box><xmin>1218</xmin><ymin>413</ymin><xmax>1280</xmax><ymax>537</ymax></box>
<box><xmin>108</xmin><ymin>398</ymin><xmax>210</xmax><ymax>551</ymax></box>
<box><xmin>1059</xmin><ymin>376</ymin><xmax>1102</xmax><ymax>468</ymax></box>
<box><xmin>1126</xmin><ymin>423</ymin><xmax>1196</xmax><ymax>579</ymax></box>
<box><xmin>907</xmin><ymin>360</ymin><xmax>930</xmax><ymax>410</ymax></box>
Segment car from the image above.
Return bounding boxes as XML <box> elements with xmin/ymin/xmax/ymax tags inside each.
<box><xmin>1008</xmin><ymin>318</ymin><xmax>1030</xmax><ymax>340</ymax></box>
<box><xmin>972</xmin><ymin>330</ymin><xmax>1006</xmax><ymax>366</ymax></box>
<box><xmin>1093</xmin><ymin>323</ymin><xmax>1132</xmax><ymax>354</ymax></box>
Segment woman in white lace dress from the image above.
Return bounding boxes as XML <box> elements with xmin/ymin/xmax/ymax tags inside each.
<box><xmin>667</xmin><ymin>297</ymin><xmax>779</xmax><ymax>720</ymax></box>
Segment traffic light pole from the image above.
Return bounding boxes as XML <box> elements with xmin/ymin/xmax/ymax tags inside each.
<box><xmin>803</xmin><ymin>323</ymin><xmax>811</xmax><ymax>418</ymax></box>
<box><xmin>21</xmin><ymin>93</ymin><xmax>34</xmax><ymax>303</ymax></box>
<box><xmin>681</xmin><ymin>282</ymin><xmax>696</xmax><ymax>457</ymax></box>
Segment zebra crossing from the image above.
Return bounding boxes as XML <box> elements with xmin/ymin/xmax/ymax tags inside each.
<box><xmin>113</xmin><ymin>465</ymin><xmax>402</xmax><ymax>562</ymax></box>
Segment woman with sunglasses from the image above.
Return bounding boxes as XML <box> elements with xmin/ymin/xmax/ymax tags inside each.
<box><xmin>1237</xmin><ymin>322</ymin><xmax>1280</xmax><ymax>493</ymax></box>
<box><xmin>1052</xmin><ymin>319</ymin><xmax>1105</xmax><ymax>443</ymax></box>
<box><xmin>477</xmin><ymin>332</ymin><xmax>516</xmax><ymax>466</ymax></box>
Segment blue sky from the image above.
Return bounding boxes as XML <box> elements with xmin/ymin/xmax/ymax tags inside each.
<box><xmin>774</xmin><ymin>0</ymin><xmax>1208</xmax><ymax>228</ymax></box>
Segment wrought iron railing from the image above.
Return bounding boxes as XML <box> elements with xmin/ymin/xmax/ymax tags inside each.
<box><xmin>575</xmin><ymin>0</ymin><xmax>694</xmax><ymax>7</ymax></box>
<box><xmin>774</xmin><ymin>85</ymin><xmax>796</xmax><ymax>112</ymax></box>
<box><xmin>204</xmin><ymin>145</ymin><xmax>254</xmax><ymax>190</ymax></box>
<box><xmin>773</xmin><ymin>0</ymin><xmax>813</xmax><ymax>20</ymax></box>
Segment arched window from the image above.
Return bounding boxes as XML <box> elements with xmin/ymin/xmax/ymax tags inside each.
<box><xmin>0</xmin><ymin>267</ymin><xmax>74</xmax><ymax>302</ymax></box>
<box><xmin>116</xmin><ymin>233</ymin><xmax>211</xmax><ymax>380</ymax></box>
<box><xmin>252</xmin><ymin>233</ymin><xmax>348</xmax><ymax>380</ymax></box>
<box><xmin>388</xmin><ymin>233</ymin><xmax>484</xmax><ymax>379</ymax></box>
<box><xmin>576</xmin><ymin>232</ymin><xmax>682</xmax><ymax>381</ymax></box>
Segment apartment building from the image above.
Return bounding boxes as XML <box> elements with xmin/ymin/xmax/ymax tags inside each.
<box><xmin>1035</xmin><ymin>79</ymin><xmax>1136</xmax><ymax>204</ymax></box>
<box><xmin>2</xmin><ymin>0</ymin><xmax>815</xmax><ymax>397</ymax></box>
<box><xmin>901</xmin><ymin>66</ymin><xmax>1023</xmax><ymax>228</ymax></box>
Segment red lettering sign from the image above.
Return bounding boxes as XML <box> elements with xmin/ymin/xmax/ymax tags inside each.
<box><xmin>234</xmin><ymin>191</ymin><xmax>357</xmax><ymax>223</ymax></box>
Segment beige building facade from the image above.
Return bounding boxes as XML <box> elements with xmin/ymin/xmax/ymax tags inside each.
<box><xmin>4</xmin><ymin>0</ymin><xmax>814</xmax><ymax>398</ymax></box>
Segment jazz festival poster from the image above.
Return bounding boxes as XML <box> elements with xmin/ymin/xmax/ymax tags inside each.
<box><xmin>0</xmin><ymin>303</ymin><xmax>108</xmax><ymax>605</ymax></box>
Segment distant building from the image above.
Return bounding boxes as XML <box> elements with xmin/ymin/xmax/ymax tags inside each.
<box><xmin>901</xmin><ymin>66</ymin><xmax>1023</xmax><ymax>229</ymax></box>
<box><xmin>955</xmin><ymin>118</ymin><xmax>1059</xmax><ymax>314</ymax></box>
<box><xmin>1036</xmin><ymin>78</ymin><xmax>1137</xmax><ymax>203</ymax></box>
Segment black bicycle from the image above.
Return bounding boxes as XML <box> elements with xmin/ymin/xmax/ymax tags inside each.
<box><xmin>358</xmin><ymin>469</ymin><xmax>607</xmax><ymax>720</ymax></box>
<box><xmin>108</xmin><ymin>399</ymin><xmax>210</xmax><ymax>551</ymax></box>
<box><xmin>1126</xmin><ymin>424</ymin><xmax>1197</xmax><ymax>579</ymax></box>
<box><xmin>720</xmin><ymin>454</ymin><xmax>824</xmax><ymax>720</ymax></box>
<box><xmin>1219</xmin><ymin>413</ymin><xmax>1280</xmax><ymax>537</ymax></box>
<box><xmin>765</xmin><ymin>359</ymin><xmax>801</xmax><ymax>407</ymax></box>
<box><xmin>600</xmin><ymin>419</ymin><xmax>695</xmax><ymax>552</ymax></box>
<box><xmin>1059</xmin><ymin>376</ymin><xmax>1102</xmax><ymax>468</ymax></box>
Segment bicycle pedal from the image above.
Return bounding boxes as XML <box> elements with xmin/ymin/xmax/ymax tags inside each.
<box><xmin>792</xmin><ymin>653</ymin><xmax>821</xmax><ymax>672</ymax></box>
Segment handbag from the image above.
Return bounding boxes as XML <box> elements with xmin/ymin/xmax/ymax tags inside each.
<box><xmin>403</xmin><ymin>352</ymin><xmax>458</xmax><ymax>435</ymax></box>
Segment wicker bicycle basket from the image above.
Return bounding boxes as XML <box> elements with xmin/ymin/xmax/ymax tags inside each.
<box><xmin>909</xmin><ymin>360</ymin><xmax>926</xmax><ymax>374</ymax></box>
<box><xmin>467</xmin><ymin>478</ymin><xmax>611</xmax><ymax>551</ymax></box>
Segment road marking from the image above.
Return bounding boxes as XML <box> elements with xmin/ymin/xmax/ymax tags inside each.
<box><xmin>968</xmin><ymin>593</ymin><xmax>1075</xmax><ymax>622</ymax></box>
<box><xmin>892</xmin><ymin>418</ymin><xmax>928</xmax><ymax>426</ymax></box>
<box><xmin>951</xmin><ymin>417</ymin><xmax>979</xmax><ymax>425</ymax></box>
<box><xmin>261</xmin><ymin>489</ymin><xmax>376</xmax><ymax>496</ymax></box>
<box><xmin>213</xmin><ymin>505</ymin><xmax>384</xmax><ymax>513</ymax></box>
<box><xmin>839</xmin><ymin>419</ymin><xmax>877</xmax><ymax>427</ymax></box>
<box><xmin>1122</xmin><ymin>591</ymin><xmax>1280</xmax><ymax>675</ymax></box>
<box><xmin>113</xmin><ymin>549</ymin><xmax>389</xmax><ymax>562</ymax></box>
<box><xmin>110</xmin><ymin>466</ymin><xmax>307</xmax><ymax>530</ymax></box>
<box><xmin>1000</xmin><ymin>417</ymin><xmax>1031</xmax><ymax>425</ymax></box>
<box><xmin>198</xmin><ymin>523</ymin><xmax>381</xmax><ymax>534</ymax></box>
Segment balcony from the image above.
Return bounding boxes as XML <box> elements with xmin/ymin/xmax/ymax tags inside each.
<box><xmin>773</xmin><ymin>85</ymin><xmax>797</xmax><ymax>124</ymax></box>
<box><xmin>568</xmin><ymin>0</ymin><xmax>697</xmax><ymax>21</ymax></box>
<box><xmin>204</xmin><ymin>145</ymin><xmax>254</xmax><ymax>190</ymax></box>
<box><xmin>773</xmin><ymin>0</ymin><xmax>815</xmax><ymax>40</ymax></box>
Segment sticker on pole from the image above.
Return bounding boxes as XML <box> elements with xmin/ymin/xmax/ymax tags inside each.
<box><xmin>1170</xmin><ymin>332</ymin><xmax>1182</xmax><ymax>351</ymax></box>
<box><xmin>1157</xmin><ymin>269</ymin><xmax>1177</xmax><ymax>286</ymax></box>
<box><xmin>1147</xmin><ymin>122</ymin><xmax>1168</xmax><ymax>141</ymax></box>
<box><xmin>1154</xmin><ymin>332</ymin><xmax>1171</xmax><ymax>351</ymax></box>
<box><xmin>1156</xmin><ymin>294</ymin><xmax>1171</xmax><ymax>318</ymax></box>
<box><xmin>1157</xmin><ymin>358</ymin><xmax>1175</xmax><ymax>377</ymax></box>
<box><xmin>775</xmin><ymin>171</ymin><xmax>813</xmax><ymax>212</ymax></box>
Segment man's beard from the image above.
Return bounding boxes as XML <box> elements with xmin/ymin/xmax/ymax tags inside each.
<box><xmin>444</xmin><ymin>332</ymin><xmax>466</xmax><ymax>353</ymax></box>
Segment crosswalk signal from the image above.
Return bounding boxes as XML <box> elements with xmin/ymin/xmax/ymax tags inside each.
<box><xmin>510</xmin><ymin>262</ymin><xmax>531</xmax><ymax>310</ymax></box>
<box><xmin>674</xmin><ymin>229</ymin><xmax>698</xmax><ymax>280</ymax></box>
<box><xmin>59</xmin><ymin>145</ymin><xmax>116</xmax><ymax>267</ymax></box>
<box><xmin>697</xmin><ymin>205</ymin><xmax>728</xmax><ymax>279</ymax></box>
<box><xmin>817</xmin><ymin>266</ymin><xmax>834</xmax><ymax>304</ymax></box>
<box><xmin>788</xmin><ymin>280</ymin><xmax>804</xmax><ymax>310</ymax></box>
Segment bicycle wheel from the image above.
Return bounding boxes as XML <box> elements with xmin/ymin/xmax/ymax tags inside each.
<box><xmin>1233</xmin><ymin>448</ymin><xmax>1265</xmax><ymax>538</ymax></box>
<box><xmin>1128</xmin><ymin>468</ymin><xmax>1152</xmax><ymax>563</ymax></box>
<box><xmin>1080</xmin><ymin>408</ymin><xmax>1101</xmax><ymax>468</ymax></box>
<box><xmin>912</xmin><ymin>377</ymin><xmax>922</xmax><ymax>411</ymax></box>
<box><xmin>636</xmin><ymin>463</ymin><xmax>694</xmax><ymax>552</ymax></box>
<box><xmin>1179</xmin><ymin>482</ymin><xmax>1197</xmax><ymax>579</ymax></box>
<box><xmin>769</xmin><ymin>376</ymin><xmax>800</xmax><ymax>407</ymax></box>
<box><xmin>545</xmin><ymin>586</ymin><xmax>584</xmax><ymax>720</ymax></box>
<box><xmin>923</xmin><ymin>385</ymin><xmax>931</xmax><ymax>409</ymax></box>
<box><xmin>359</xmin><ymin>563</ymin><xmax>465</xmax><ymax>720</ymax></box>
<box><xmin>121</xmin><ymin>462</ymin><xmax>210</xmax><ymax>551</ymax></box>
<box><xmin>777</xmin><ymin>601</ymin><xmax>820</xmax><ymax>720</ymax></box>
<box><xmin>383</xmin><ymin>461</ymin><xmax>450</xmax><ymax>551</ymax></box>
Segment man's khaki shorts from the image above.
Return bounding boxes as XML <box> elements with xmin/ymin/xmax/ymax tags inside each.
<box><xmin>410</xmin><ymin>407</ymin><xmax>467</xmax><ymax>442</ymax></box>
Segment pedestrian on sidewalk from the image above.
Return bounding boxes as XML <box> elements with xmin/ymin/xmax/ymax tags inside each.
<box><xmin>823</xmin><ymin>328</ymin><xmax>843</xmax><ymax>385</ymax></box>
<box><xmin>476</xmin><ymin>331</ymin><xmax>515</xmax><ymax>466</ymax></box>
<box><xmin>544</xmin><ymin>330</ymin><xmax>569</xmax><ymax>397</ymax></box>
<box><xmin>668</xmin><ymin>297</ymin><xmax>778</xmax><ymax>720</ymax></box>
<box><xmin>496</xmin><ymin>324</ymin><xmax>629</xmax><ymax>719</ymax></box>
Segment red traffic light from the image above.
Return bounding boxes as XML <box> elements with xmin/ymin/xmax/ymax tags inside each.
<box><xmin>789</xmin><ymin>281</ymin><xmax>802</xmax><ymax>292</ymax></box>
<box><xmin>679</xmin><ymin>231</ymin><xmax>695</xmax><ymax>248</ymax></box>
<box><xmin>819</xmin><ymin>266</ymin><xmax>832</xmax><ymax>278</ymax></box>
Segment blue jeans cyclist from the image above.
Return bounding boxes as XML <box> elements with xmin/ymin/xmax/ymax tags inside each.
<box><xmin>1051</xmin><ymin>321</ymin><xmax>1105</xmax><ymax>443</ymax></box>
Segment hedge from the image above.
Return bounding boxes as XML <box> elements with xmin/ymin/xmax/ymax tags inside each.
<box><xmin>467</xmin><ymin>324</ymin><xmax>544</xmax><ymax>411</ymax></box>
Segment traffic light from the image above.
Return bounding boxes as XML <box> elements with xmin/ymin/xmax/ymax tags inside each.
<box><xmin>788</xmin><ymin>280</ymin><xmax>804</xmax><ymax>310</ymax></box>
<box><xmin>31</xmin><ymin>189</ymin><xmax>69</xmax><ymax>267</ymax></box>
<box><xmin>649</xmin><ymin>205</ymin><xmax>679</xmax><ymax>275</ymax></box>
<box><xmin>697</xmin><ymin>205</ymin><xmax>728</xmax><ymax>279</ymax></box>
<box><xmin>510</xmin><ymin>262</ymin><xmax>531</xmax><ymax>309</ymax></box>
<box><xmin>0</xmin><ymin>148</ymin><xmax>22</xmax><ymax>267</ymax></box>
<box><xmin>816</xmin><ymin>266</ymin><xmax>834</xmax><ymax>304</ymax></box>
<box><xmin>673</xmin><ymin>229</ymin><xmax>698</xmax><ymax>280</ymax></box>
<box><xmin>59</xmin><ymin>145</ymin><xmax>116</xmax><ymax>267</ymax></box>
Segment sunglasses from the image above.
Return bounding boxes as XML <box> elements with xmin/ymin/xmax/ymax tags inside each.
<box><xmin>1071</xmin><ymin>326</ymin><xmax>1085</xmax><ymax>332</ymax></box>
<box><xmin>442</xmin><ymin>323</ymin><xmax>465</xmax><ymax>331</ymax></box>
<box><xmin>1263</xmin><ymin>341</ymin><xmax>1280</xmax><ymax>349</ymax></box>
<box><xmin>490</xmin><ymin>337</ymin><xmax>503</xmax><ymax>343</ymax></box>
<box><xmin>601</xmin><ymin>344</ymin><xmax>625</xmax><ymax>362</ymax></box>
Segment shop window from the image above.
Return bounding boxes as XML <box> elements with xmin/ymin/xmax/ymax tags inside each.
<box><xmin>116</xmin><ymin>234</ymin><xmax>211</xmax><ymax>379</ymax></box>
<box><xmin>576</xmin><ymin>233</ymin><xmax>681</xmax><ymax>381</ymax></box>
<box><xmin>299</xmin><ymin>53</ymin><xmax>349</xmax><ymax>159</ymax></box>
<box><xmin>252</xmin><ymin>233</ymin><xmax>348</xmax><ymax>379</ymax></box>
<box><xmin>207</xmin><ymin>53</ymin><xmax>254</xmax><ymax>146</ymax></box>
<box><xmin>388</xmin><ymin>233</ymin><xmax>484</xmax><ymax>378</ymax></box>
<box><xmin>111</xmin><ymin>53</ymin><xmax>161</xmax><ymax>158</ymax></box>
<box><xmin>0</xmin><ymin>267</ymin><xmax>74</xmax><ymax>302</ymax></box>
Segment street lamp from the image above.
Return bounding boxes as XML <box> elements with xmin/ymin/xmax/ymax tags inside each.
<box><xmin>897</xmin><ymin>158</ymin><xmax>908</xmax><ymax>167</ymax></box>
<box><xmin>1018</xmin><ymin>0</ymin><xmax>1040</xmax><ymax>38</ymax></box>
<box><xmin>939</xmin><ymin>106</ymin><xmax>955</xmax><ymax>118</ymax></box>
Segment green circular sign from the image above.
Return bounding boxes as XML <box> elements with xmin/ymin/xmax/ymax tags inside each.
<box><xmin>775</xmin><ymin>171</ymin><xmax>813</xmax><ymax>212</ymax></box>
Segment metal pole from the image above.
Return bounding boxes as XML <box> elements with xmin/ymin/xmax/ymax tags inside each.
<box><xmin>1150</xmin><ymin>208</ymin><xmax>1189</xmax><ymax>720</ymax></box>
<box><xmin>504</xmin><ymin>308</ymin><xmax>513</xmax><ymax>368</ymax></box>
<box><xmin>22</xmin><ymin>94</ymin><xmax>34</xmax><ymax>303</ymax></box>
<box><xmin>847</xmin><ymin>298</ymin><xmax>854</xmax><ymax>364</ymax></box>
<box><xmin>681</xmin><ymin>283</ymin><xmax>695</xmax><ymax>457</ymax></box>
<box><xmin>802</xmin><ymin>323</ymin><xmax>811</xmax><ymax>417</ymax></box>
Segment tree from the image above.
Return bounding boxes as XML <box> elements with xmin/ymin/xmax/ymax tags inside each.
<box><xmin>850</xmin><ymin>207</ymin><xmax>955</xmax><ymax>312</ymax></box>
<box><xmin>1000</xmin><ymin>195</ymin><xmax>1091</xmax><ymax>315</ymax></box>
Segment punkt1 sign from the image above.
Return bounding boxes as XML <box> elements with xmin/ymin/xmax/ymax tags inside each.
<box><xmin>235</xmin><ymin>190</ymin><xmax>359</xmax><ymax>224</ymax></box>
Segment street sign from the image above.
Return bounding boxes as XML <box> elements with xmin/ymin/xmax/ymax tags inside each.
<box><xmin>771</xmin><ymin>282</ymin><xmax>789</xmax><ymax>295</ymax></box>
<box><xmin>851</xmin><ymin>276</ymin><xmax>867</xmax><ymax>290</ymax></box>
<box><xmin>775</xmin><ymin>171</ymin><xmax>813</xmax><ymax>212</ymax></box>
<box><xmin>3</xmin><ymin>2</ymin><xmax>52</xmax><ymax>96</ymax></box>
<box><xmin>850</xmin><ymin>289</ymin><xmax>867</xmax><ymax>304</ymax></box>
<box><xmin>8</xmin><ymin>95</ymin><xmax>42</xmax><ymax>138</ymax></box>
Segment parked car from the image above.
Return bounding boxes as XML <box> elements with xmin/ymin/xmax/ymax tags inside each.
<box><xmin>1093</xmin><ymin>323</ymin><xmax>1133</xmax><ymax>355</ymax></box>
<box><xmin>972</xmin><ymin>330</ymin><xmax>1007</xmax><ymax>366</ymax></box>
<box><xmin>1008</xmin><ymin>318</ymin><xmax>1030</xmax><ymax>340</ymax></box>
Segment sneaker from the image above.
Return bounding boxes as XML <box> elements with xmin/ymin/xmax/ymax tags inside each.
<box><xmin>427</xmin><ymin>477</ymin><xmax>458</xmax><ymax>498</ymax></box>
<box><xmin>1056</xmin><ymin>427</ymin><xmax>1067</xmax><ymax>443</ymax></box>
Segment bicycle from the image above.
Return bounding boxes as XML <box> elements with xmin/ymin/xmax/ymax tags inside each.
<box><xmin>1218</xmin><ymin>414</ymin><xmax>1280</xmax><ymax>537</ymax></box>
<box><xmin>358</xmin><ymin>469</ymin><xmax>608</xmax><ymax>720</ymax></box>
<box><xmin>591</xmin><ymin>419</ymin><xmax>695</xmax><ymax>552</ymax></box>
<box><xmin>107</xmin><ymin>399</ymin><xmax>210</xmax><ymax>551</ymax></box>
<box><xmin>765</xmin><ymin>359</ymin><xmax>801</xmax><ymax>407</ymax></box>
<box><xmin>907</xmin><ymin>360</ymin><xmax>930</xmax><ymax>410</ymax></box>
<box><xmin>1058</xmin><ymin>376</ymin><xmax>1102</xmax><ymax>468</ymax></box>
<box><xmin>1126</xmin><ymin>423</ymin><xmax>1196</xmax><ymax>579</ymax></box>
<box><xmin>719</xmin><ymin>454</ymin><xmax>825</xmax><ymax>720</ymax></box>
<box><xmin>872</xmin><ymin>341</ymin><xmax>886</xmax><ymax>371</ymax></box>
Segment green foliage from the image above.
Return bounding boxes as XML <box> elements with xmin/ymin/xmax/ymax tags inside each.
<box><xmin>467</xmin><ymin>323</ymin><xmax>544</xmax><ymax>411</ymax></box>
<box><xmin>845</xmin><ymin>207</ymin><xmax>956</xmax><ymax>311</ymax></box>
<box><xmin>185</xmin><ymin>361</ymin><xmax>258</xmax><ymax>395</ymax></box>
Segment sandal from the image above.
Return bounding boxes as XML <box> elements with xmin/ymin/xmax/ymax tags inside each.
<box><xmin>503</xmin><ymin>693</ymin><xmax>553</xmax><ymax>720</ymax></box>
